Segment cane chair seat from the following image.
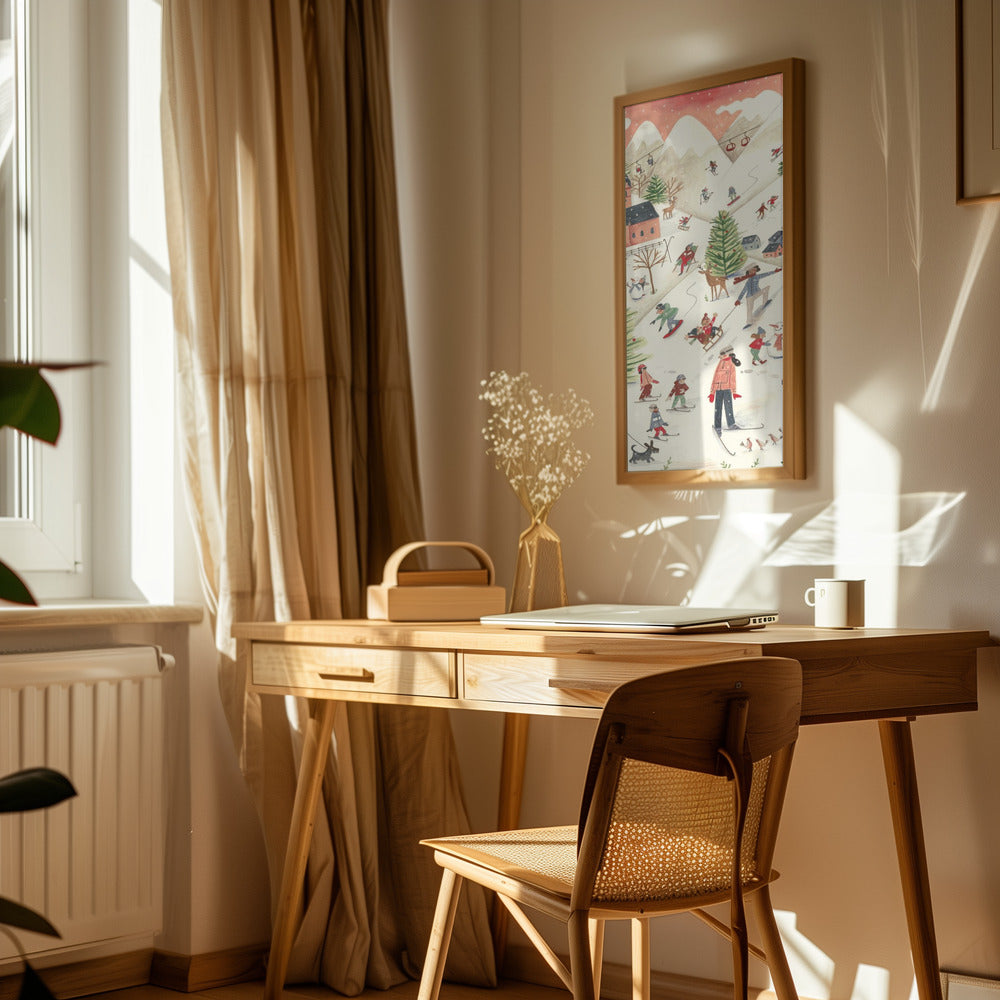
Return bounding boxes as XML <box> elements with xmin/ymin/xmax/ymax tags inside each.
<box><xmin>425</xmin><ymin>825</ymin><xmax>578</xmax><ymax>896</ymax></box>
<box><xmin>416</xmin><ymin>657</ymin><xmax>803</xmax><ymax>1000</ymax></box>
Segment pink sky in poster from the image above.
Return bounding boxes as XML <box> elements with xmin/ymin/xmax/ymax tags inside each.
<box><xmin>624</xmin><ymin>72</ymin><xmax>783</xmax><ymax>147</ymax></box>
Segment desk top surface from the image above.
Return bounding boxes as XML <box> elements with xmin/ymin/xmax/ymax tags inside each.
<box><xmin>233</xmin><ymin>619</ymin><xmax>993</xmax><ymax>660</ymax></box>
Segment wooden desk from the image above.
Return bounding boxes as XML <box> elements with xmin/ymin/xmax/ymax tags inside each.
<box><xmin>233</xmin><ymin>620</ymin><xmax>990</xmax><ymax>1000</ymax></box>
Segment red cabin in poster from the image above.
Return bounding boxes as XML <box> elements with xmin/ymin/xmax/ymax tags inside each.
<box><xmin>625</xmin><ymin>200</ymin><xmax>660</xmax><ymax>247</ymax></box>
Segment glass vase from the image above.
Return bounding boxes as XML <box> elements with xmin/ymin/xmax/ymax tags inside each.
<box><xmin>509</xmin><ymin>518</ymin><xmax>567</xmax><ymax>612</ymax></box>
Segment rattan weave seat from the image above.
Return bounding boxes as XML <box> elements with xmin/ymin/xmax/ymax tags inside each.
<box><xmin>416</xmin><ymin>657</ymin><xmax>803</xmax><ymax>1000</ymax></box>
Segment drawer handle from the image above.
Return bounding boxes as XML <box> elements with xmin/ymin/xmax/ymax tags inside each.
<box><xmin>317</xmin><ymin>668</ymin><xmax>375</xmax><ymax>683</ymax></box>
<box><xmin>547</xmin><ymin>677</ymin><xmax>618</xmax><ymax>694</ymax></box>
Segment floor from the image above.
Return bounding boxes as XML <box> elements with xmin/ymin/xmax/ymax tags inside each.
<box><xmin>99</xmin><ymin>981</ymin><xmax>563</xmax><ymax>1000</ymax></box>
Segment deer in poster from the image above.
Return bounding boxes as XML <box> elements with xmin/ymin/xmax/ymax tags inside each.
<box><xmin>697</xmin><ymin>266</ymin><xmax>730</xmax><ymax>301</ymax></box>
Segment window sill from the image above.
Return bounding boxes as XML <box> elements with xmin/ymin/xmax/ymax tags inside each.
<box><xmin>0</xmin><ymin>601</ymin><xmax>204</xmax><ymax>630</ymax></box>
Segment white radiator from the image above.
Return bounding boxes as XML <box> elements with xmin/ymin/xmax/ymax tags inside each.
<box><xmin>0</xmin><ymin>646</ymin><xmax>168</xmax><ymax>959</ymax></box>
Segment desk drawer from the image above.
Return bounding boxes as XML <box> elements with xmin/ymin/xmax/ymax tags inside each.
<box><xmin>253</xmin><ymin>643</ymin><xmax>456</xmax><ymax>698</ymax></box>
<box><xmin>463</xmin><ymin>654</ymin><xmax>658</xmax><ymax>710</ymax></box>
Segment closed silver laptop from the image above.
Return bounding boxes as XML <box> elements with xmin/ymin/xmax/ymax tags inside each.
<box><xmin>481</xmin><ymin>603</ymin><xmax>778</xmax><ymax>634</ymax></box>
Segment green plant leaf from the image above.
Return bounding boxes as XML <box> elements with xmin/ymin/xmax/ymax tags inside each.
<box><xmin>0</xmin><ymin>898</ymin><xmax>60</xmax><ymax>938</ymax></box>
<box><xmin>19</xmin><ymin>961</ymin><xmax>58</xmax><ymax>1000</ymax></box>
<box><xmin>0</xmin><ymin>365</ymin><xmax>61</xmax><ymax>444</ymax></box>
<box><xmin>0</xmin><ymin>768</ymin><xmax>76</xmax><ymax>813</ymax></box>
<box><xmin>0</xmin><ymin>561</ymin><xmax>36</xmax><ymax>606</ymax></box>
<box><xmin>0</xmin><ymin>361</ymin><xmax>99</xmax><ymax>445</ymax></box>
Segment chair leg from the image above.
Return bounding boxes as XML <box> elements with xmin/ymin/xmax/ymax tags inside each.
<box><xmin>749</xmin><ymin>886</ymin><xmax>798</xmax><ymax>1000</ymax></box>
<box><xmin>418</xmin><ymin>867</ymin><xmax>464</xmax><ymax>1000</ymax></box>
<box><xmin>589</xmin><ymin>918</ymin><xmax>605</xmax><ymax>998</ymax></box>
<box><xmin>732</xmin><ymin>913</ymin><xmax>749</xmax><ymax>1000</ymax></box>
<box><xmin>568</xmin><ymin>911</ymin><xmax>597</xmax><ymax>1000</ymax></box>
<box><xmin>631</xmin><ymin>918</ymin><xmax>650</xmax><ymax>1000</ymax></box>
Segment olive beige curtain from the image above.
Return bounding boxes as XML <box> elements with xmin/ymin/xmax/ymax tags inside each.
<box><xmin>159</xmin><ymin>0</ymin><xmax>495</xmax><ymax>993</ymax></box>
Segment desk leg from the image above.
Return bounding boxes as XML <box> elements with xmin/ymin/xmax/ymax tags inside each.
<box><xmin>878</xmin><ymin>719</ymin><xmax>944</xmax><ymax>1000</ymax></box>
<box><xmin>264</xmin><ymin>699</ymin><xmax>337</xmax><ymax>1000</ymax></box>
<box><xmin>491</xmin><ymin>713</ymin><xmax>530</xmax><ymax>968</ymax></box>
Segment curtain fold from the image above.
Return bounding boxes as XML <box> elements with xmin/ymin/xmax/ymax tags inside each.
<box><xmin>160</xmin><ymin>0</ymin><xmax>495</xmax><ymax>993</ymax></box>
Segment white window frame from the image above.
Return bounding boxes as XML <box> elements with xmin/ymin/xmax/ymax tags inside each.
<box><xmin>0</xmin><ymin>0</ymin><xmax>91</xmax><ymax>600</ymax></box>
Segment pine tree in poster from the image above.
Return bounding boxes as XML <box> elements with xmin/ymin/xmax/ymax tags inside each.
<box><xmin>644</xmin><ymin>175</ymin><xmax>667</xmax><ymax>204</ymax></box>
<box><xmin>704</xmin><ymin>209</ymin><xmax>747</xmax><ymax>279</ymax></box>
<box><xmin>624</xmin><ymin>307</ymin><xmax>648</xmax><ymax>383</ymax></box>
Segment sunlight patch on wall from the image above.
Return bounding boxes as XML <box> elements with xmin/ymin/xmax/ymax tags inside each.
<box><xmin>620</xmin><ymin>515</ymin><xmax>690</xmax><ymax>537</ymax></box>
<box><xmin>763</xmin><ymin>492</ymin><xmax>964</xmax><ymax>570</ymax></box>
<box><xmin>774</xmin><ymin>909</ymin><xmax>835</xmax><ymax>1000</ymax></box>
<box><xmin>128</xmin><ymin>0</ymin><xmax>174</xmax><ymax>602</ymax></box>
<box><xmin>833</xmin><ymin>404</ymin><xmax>899</xmax><ymax>626</ymax></box>
<box><xmin>851</xmin><ymin>964</ymin><xmax>891</xmax><ymax>1000</ymax></box>
<box><xmin>772</xmin><ymin>911</ymin><xmax>895</xmax><ymax>1000</ymax></box>
<box><xmin>686</xmin><ymin>489</ymin><xmax>782</xmax><ymax>607</ymax></box>
<box><xmin>922</xmin><ymin>204</ymin><xmax>999</xmax><ymax>412</ymax></box>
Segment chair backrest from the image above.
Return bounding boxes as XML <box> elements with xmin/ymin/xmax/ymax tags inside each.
<box><xmin>572</xmin><ymin>656</ymin><xmax>802</xmax><ymax>910</ymax></box>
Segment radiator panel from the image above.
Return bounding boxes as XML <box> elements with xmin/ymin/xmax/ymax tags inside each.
<box><xmin>0</xmin><ymin>647</ymin><xmax>165</xmax><ymax>959</ymax></box>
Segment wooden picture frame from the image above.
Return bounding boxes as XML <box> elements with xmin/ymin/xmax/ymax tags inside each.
<box><xmin>615</xmin><ymin>59</ymin><xmax>805</xmax><ymax>485</ymax></box>
<box><xmin>956</xmin><ymin>0</ymin><xmax>1000</xmax><ymax>203</ymax></box>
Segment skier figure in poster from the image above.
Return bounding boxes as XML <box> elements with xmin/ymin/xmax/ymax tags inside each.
<box><xmin>728</xmin><ymin>185</ymin><xmax>739</xmax><ymax>205</ymax></box>
<box><xmin>749</xmin><ymin>327</ymin><xmax>769</xmax><ymax>365</ymax></box>
<box><xmin>708</xmin><ymin>160</ymin><xmax>718</xmax><ymax>175</ymax></box>
<box><xmin>756</xmin><ymin>203</ymin><xmax>767</xmax><ymax>220</ymax></box>
<box><xmin>648</xmin><ymin>404</ymin><xmax>669</xmax><ymax>438</ymax></box>
<box><xmin>651</xmin><ymin>301</ymin><xmax>683</xmax><ymax>337</ymax></box>
<box><xmin>733</xmin><ymin>263</ymin><xmax>782</xmax><ymax>328</ymax></box>
<box><xmin>708</xmin><ymin>345</ymin><xmax>742</xmax><ymax>432</ymax></box>
<box><xmin>668</xmin><ymin>374</ymin><xmax>690</xmax><ymax>409</ymax></box>
<box><xmin>637</xmin><ymin>363</ymin><xmax>658</xmax><ymax>400</ymax></box>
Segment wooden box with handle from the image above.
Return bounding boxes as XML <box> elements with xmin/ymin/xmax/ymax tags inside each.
<box><xmin>366</xmin><ymin>541</ymin><xmax>507</xmax><ymax>621</ymax></box>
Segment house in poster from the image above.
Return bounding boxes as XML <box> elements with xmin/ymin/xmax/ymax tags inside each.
<box><xmin>625</xmin><ymin>200</ymin><xmax>660</xmax><ymax>247</ymax></box>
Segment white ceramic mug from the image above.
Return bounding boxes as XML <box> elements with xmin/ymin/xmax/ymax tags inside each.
<box><xmin>804</xmin><ymin>578</ymin><xmax>865</xmax><ymax>628</ymax></box>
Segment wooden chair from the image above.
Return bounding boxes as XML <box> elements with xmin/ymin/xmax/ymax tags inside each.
<box><xmin>416</xmin><ymin>657</ymin><xmax>803</xmax><ymax>1000</ymax></box>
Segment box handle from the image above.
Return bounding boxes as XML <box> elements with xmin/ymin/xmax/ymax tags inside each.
<box><xmin>380</xmin><ymin>541</ymin><xmax>496</xmax><ymax>586</ymax></box>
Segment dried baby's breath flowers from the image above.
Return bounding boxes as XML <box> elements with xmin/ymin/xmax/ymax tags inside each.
<box><xmin>479</xmin><ymin>370</ymin><xmax>593</xmax><ymax>522</ymax></box>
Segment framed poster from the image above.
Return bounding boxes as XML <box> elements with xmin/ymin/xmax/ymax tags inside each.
<box><xmin>956</xmin><ymin>0</ymin><xmax>1000</xmax><ymax>203</ymax></box>
<box><xmin>615</xmin><ymin>59</ymin><xmax>805</xmax><ymax>484</ymax></box>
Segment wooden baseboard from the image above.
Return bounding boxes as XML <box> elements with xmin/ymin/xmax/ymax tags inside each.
<box><xmin>0</xmin><ymin>943</ymin><xmax>268</xmax><ymax>998</ymax></box>
<box><xmin>0</xmin><ymin>949</ymin><xmax>153</xmax><ymax>1000</ymax></box>
<box><xmin>150</xmin><ymin>943</ymin><xmax>268</xmax><ymax>993</ymax></box>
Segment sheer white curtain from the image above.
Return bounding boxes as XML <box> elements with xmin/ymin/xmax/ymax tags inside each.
<box><xmin>160</xmin><ymin>0</ymin><xmax>495</xmax><ymax>992</ymax></box>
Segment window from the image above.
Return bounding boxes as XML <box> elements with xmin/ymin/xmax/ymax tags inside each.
<box><xmin>0</xmin><ymin>0</ymin><xmax>21</xmax><ymax>517</ymax></box>
<box><xmin>0</xmin><ymin>0</ymin><xmax>91</xmax><ymax>600</ymax></box>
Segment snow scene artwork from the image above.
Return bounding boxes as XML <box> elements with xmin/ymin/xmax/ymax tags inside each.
<box><xmin>616</xmin><ymin>60</ymin><xmax>804</xmax><ymax>484</ymax></box>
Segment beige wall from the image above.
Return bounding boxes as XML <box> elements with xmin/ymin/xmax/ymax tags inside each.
<box><xmin>391</xmin><ymin>1</ymin><xmax>1000</xmax><ymax>998</ymax></box>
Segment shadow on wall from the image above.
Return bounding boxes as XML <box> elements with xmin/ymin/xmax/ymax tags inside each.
<box><xmin>588</xmin><ymin>402</ymin><xmax>966</xmax><ymax>626</ymax></box>
<box><xmin>871</xmin><ymin>0</ymin><xmax>1000</xmax><ymax>416</ymax></box>
<box><xmin>585</xmin><ymin>487</ymin><xmax>964</xmax><ymax>621</ymax></box>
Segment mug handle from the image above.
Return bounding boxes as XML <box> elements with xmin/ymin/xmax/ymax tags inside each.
<box><xmin>804</xmin><ymin>586</ymin><xmax>816</xmax><ymax>607</ymax></box>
